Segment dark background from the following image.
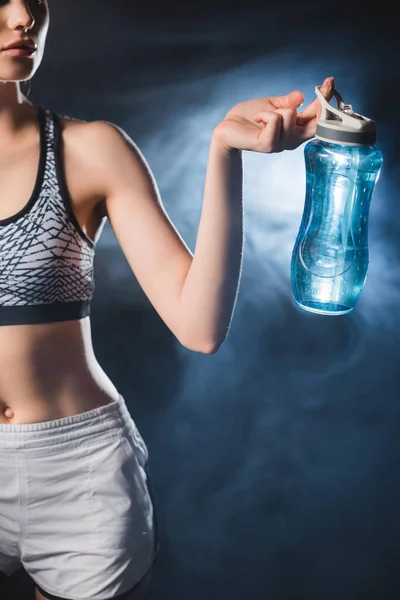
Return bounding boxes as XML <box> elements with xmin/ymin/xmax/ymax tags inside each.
<box><xmin>4</xmin><ymin>0</ymin><xmax>400</xmax><ymax>598</ymax></box>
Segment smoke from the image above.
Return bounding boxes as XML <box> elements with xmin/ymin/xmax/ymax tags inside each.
<box><xmin>35</xmin><ymin>3</ymin><xmax>400</xmax><ymax>598</ymax></box>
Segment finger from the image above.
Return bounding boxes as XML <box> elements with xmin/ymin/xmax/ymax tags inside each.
<box><xmin>297</xmin><ymin>76</ymin><xmax>335</xmax><ymax>124</ymax></box>
<box><xmin>269</xmin><ymin>89</ymin><xmax>304</xmax><ymax>110</ymax></box>
<box><xmin>253</xmin><ymin>110</ymin><xmax>283</xmax><ymax>153</ymax></box>
<box><xmin>273</xmin><ymin>107</ymin><xmax>298</xmax><ymax>149</ymax></box>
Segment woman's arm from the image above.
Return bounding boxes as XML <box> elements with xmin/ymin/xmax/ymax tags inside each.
<box><xmin>87</xmin><ymin>124</ymin><xmax>242</xmax><ymax>354</ymax></box>
<box><xmin>88</xmin><ymin>77</ymin><xmax>333</xmax><ymax>354</ymax></box>
<box><xmin>178</xmin><ymin>138</ymin><xmax>243</xmax><ymax>354</ymax></box>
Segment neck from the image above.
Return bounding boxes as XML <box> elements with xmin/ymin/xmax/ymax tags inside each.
<box><xmin>0</xmin><ymin>80</ymin><xmax>33</xmax><ymax>135</ymax></box>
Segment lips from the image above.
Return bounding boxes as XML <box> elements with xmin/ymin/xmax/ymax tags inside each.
<box><xmin>3</xmin><ymin>40</ymin><xmax>37</xmax><ymax>52</ymax></box>
<box><xmin>5</xmin><ymin>45</ymin><xmax>34</xmax><ymax>51</ymax></box>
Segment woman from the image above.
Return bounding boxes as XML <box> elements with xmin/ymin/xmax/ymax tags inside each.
<box><xmin>0</xmin><ymin>1</ymin><xmax>334</xmax><ymax>599</ymax></box>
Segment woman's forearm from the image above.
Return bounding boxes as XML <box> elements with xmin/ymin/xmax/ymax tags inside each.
<box><xmin>178</xmin><ymin>134</ymin><xmax>244</xmax><ymax>353</ymax></box>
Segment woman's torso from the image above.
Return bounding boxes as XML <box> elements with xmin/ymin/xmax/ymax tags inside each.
<box><xmin>0</xmin><ymin>104</ymin><xmax>117</xmax><ymax>424</ymax></box>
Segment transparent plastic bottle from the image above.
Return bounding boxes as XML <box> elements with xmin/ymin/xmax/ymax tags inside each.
<box><xmin>291</xmin><ymin>85</ymin><xmax>383</xmax><ymax>315</ymax></box>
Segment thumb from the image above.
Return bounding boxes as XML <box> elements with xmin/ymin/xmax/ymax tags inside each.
<box><xmin>297</xmin><ymin>76</ymin><xmax>335</xmax><ymax>124</ymax></box>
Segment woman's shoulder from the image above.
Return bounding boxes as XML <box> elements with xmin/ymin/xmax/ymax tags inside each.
<box><xmin>41</xmin><ymin>106</ymin><xmax>115</xmax><ymax>158</ymax></box>
<box><xmin>42</xmin><ymin>109</ymin><xmax>136</xmax><ymax>219</ymax></box>
<box><xmin>47</xmin><ymin>108</ymin><xmax>126</xmax><ymax>156</ymax></box>
<box><xmin>46</xmin><ymin>107</ymin><xmax>118</xmax><ymax>132</ymax></box>
<box><xmin>46</xmin><ymin>108</ymin><xmax>91</xmax><ymax>135</ymax></box>
<box><xmin>41</xmin><ymin>110</ymin><xmax>118</xmax><ymax>219</ymax></box>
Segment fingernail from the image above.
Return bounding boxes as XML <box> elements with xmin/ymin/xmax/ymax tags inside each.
<box><xmin>323</xmin><ymin>76</ymin><xmax>334</xmax><ymax>86</ymax></box>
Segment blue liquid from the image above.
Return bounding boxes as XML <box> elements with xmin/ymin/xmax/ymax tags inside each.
<box><xmin>291</xmin><ymin>139</ymin><xmax>383</xmax><ymax>315</ymax></box>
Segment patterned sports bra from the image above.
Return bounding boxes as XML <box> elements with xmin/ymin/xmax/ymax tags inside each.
<box><xmin>0</xmin><ymin>106</ymin><xmax>105</xmax><ymax>326</ymax></box>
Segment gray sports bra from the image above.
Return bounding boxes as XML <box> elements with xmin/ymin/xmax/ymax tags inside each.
<box><xmin>0</xmin><ymin>106</ymin><xmax>105</xmax><ymax>326</ymax></box>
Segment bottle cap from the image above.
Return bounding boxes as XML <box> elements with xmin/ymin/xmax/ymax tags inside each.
<box><xmin>315</xmin><ymin>85</ymin><xmax>376</xmax><ymax>146</ymax></box>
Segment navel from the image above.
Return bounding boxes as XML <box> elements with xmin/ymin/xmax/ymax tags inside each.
<box><xmin>3</xmin><ymin>406</ymin><xmax>15</xmax><ymax>420</ymax></box>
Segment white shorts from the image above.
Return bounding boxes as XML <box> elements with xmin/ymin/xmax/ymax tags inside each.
<box><xmin>0</xmin><ymin>393</ymin><xmax>159</xmax><ymax>600</ymax></box>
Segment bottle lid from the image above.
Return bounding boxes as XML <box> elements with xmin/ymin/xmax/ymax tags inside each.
<box><xmin>315</xmin><ymin>85</ymin><xmax>376</xmax><ymax>146</ymax></box>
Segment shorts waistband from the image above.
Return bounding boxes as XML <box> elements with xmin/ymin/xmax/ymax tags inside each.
<box><xmin>0</xmin><ymin>393</ymin><xmax>146</xmax><ymax>457</ymax></box>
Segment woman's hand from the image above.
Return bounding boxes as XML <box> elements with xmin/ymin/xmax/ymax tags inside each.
<box><xmin>213</xmin><ymin>76</ymin><xmax>335</xmax><ymax>153</ymax></box>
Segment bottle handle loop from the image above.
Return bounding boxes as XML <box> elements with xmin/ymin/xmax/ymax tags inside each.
<box><xmin>315</xmin><ymin>85</ymin><xmax>369</xmax><ymax>131</ymax></box>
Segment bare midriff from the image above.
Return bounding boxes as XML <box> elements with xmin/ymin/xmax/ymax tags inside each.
<box><xmin>0</xmin><ymin>317</ymin><xmax>119</xmax><ymax>425</ymax></box>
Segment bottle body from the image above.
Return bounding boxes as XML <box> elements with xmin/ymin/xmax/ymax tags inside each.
<box><xmin>291</xmin><ymin>139</ymin><xmax>383</xmax><ymax>315</ymax></box>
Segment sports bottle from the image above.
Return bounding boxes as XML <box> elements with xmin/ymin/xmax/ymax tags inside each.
<box><xmin>291</xmin><ymin>85</ymin><xmax>383</xmax><ymax>315</ymax></box>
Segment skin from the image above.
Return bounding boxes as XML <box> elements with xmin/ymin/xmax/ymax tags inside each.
<box><xmin>0</xmin><ymin>0</ymin><xmax>334</xmax><ymax>597</ymax></box>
